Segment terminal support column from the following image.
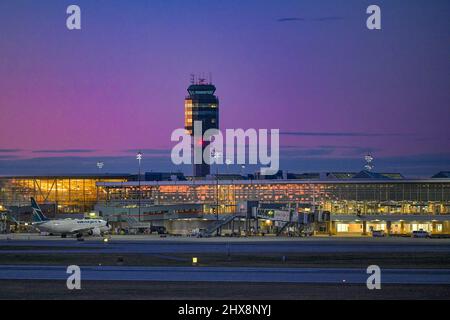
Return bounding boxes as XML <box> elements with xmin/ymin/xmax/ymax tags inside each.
<box><xmin>328</xmin><ymin>220</ymin><xmax>336</xmax><ymax>236</ymax></box>
<box><xmin>386</xmin><ymin>221</ymin><xmax>392</xmax><ymax>236</ymax></box>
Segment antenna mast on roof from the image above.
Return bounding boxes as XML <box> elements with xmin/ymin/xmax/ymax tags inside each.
<box><xmin>198</xmin><ymin>72</ymin><xmax>206</xmax><ymax>84</ymax></box>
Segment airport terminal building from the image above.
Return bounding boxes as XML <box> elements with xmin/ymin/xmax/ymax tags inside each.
<box><xmin>95</xmin><ymin>172</ymin><xmax>450</xmax><ymax>235</ymax></box>
<box><xmin>1</xmin><ymin>171</ymin><xmax>450</xmax><ymax>235</ymax></box>
<box><xmin>0</xmin><ymin>174</ymin><xmax>131</xmax><ymax>214</ymax></box>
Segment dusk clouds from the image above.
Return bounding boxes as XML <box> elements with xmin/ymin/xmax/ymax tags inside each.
<box><xmin>0</xmin><ymin>0</ymin><xmax>448</xmax><ymax>176</ymax></box>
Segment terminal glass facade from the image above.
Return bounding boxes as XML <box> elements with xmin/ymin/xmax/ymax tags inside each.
<box><xmin>98</xmin><ymin>180</ymin><xmax>450</xmax><ymax>216</ymax></box>
<box><xmin>0</xmin><ymin>176</ymin><xmax>128</xmax><ymax>213</ymax></box>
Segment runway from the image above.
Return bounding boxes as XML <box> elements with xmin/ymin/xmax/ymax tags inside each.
<box><xmin>1</xmin><ymin>235</ymin><xmax>450</xmax><ymax>255</ymax></box>
<box><xmin>1</xmin><ymin>265</ymin><xmax>450</xmax><ymax>284</ymax></box>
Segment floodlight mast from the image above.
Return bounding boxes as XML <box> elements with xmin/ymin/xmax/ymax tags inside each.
<box><xmin>136</xmin><ymin>151</ymin><xmax>143</xmax><ymax>222</ymax></box>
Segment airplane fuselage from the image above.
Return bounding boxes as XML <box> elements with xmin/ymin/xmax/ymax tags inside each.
<box><xmin>34</xmin><ymin>219</ymin><xmax>109</xmax><ymax>235</ymax></box>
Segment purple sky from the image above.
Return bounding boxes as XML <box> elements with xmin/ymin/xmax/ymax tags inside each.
<box><xmin>0</xmin><ymin>0</ymin><xmax>449</xmax><ymax>176</ymax></box>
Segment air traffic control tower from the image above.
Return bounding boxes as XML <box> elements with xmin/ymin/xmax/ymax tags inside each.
<box><xmin>184</xmin><ymin>77</ymin><xmax>219</xmax><ymax>177</ymax></box>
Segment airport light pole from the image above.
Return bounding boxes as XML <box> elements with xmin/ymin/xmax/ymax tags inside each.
<box><xmin>96</xmin><ymin>161</ymin><xmax>104</xmax><ymax>173</ymax></box>
<box><xmin>211</xmin><ymin>150</ymin><xmax>222</xmax><ymax>224</ymax></box>
<box><xmin>225</xmin><ymin>158</ymin><xmax>232</xmax><ymax>175</ymax></box>
<box><xmin>96</xmin><ymin>162</ymin><xmax>104</xmax><ymax>208</ymax></box>
<box><xmin>240</xmin><ymin>165</ymin><xmax>245</xmax><ymax>178</ymax></box>
<box><xmin>136</xmin><ymin>151</ymin><xmax>143</xmax><ymax>222</ymax></box>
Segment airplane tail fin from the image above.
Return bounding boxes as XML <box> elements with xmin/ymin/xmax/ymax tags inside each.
<box><xmin>31</xmin><ymin>197</ymin><xmax>49</xmax><ymax>222</ymax></box>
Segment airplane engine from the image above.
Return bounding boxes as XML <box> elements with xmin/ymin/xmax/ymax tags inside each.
<box><xmin>89</xmin><ymin>227</ymin><xmax>102</xmax><ymax>236</ymax></box>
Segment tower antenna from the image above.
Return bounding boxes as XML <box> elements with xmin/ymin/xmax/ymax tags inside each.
<box><xmin>198</xmin><ymin>72</ymin><xmax>206</xmax><ymax>84</ymax></box>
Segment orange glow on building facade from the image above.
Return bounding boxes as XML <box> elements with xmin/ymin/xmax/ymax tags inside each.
<box><xmin>98</xmin><ymin>179</ymin><xmax>450</xmax><ymax>216</ymax></box>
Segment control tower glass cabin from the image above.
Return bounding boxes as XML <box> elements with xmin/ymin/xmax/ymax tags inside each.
<box><xmin>184</xmin><ymin>82</ymin><xmax>219</xmax><ymax>177</ymax></box>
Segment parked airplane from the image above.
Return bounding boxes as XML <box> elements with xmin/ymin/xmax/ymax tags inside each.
<box><xmin>31</xmin><ymin>198</ymin><xmax>110</xmax><ymax>238</ymax></box>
